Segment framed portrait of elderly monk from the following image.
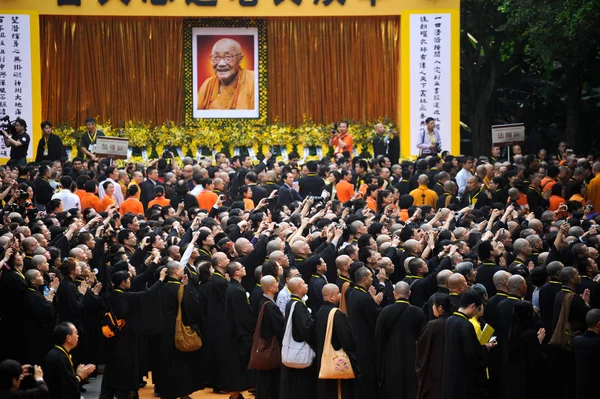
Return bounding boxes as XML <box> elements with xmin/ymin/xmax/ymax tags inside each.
<box><xmin>184</xmin><ymin>20</ymin><xmax>266</xmax><ymax>121</ymax></box>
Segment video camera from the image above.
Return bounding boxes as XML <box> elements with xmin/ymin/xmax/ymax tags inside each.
<box><xmin>0</xmin><ymin>115</ymin><xmax>16</xmax><ymax>136</ymax></box>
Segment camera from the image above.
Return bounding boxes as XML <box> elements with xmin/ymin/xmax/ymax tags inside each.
<box><xmin>0</xmin><ymin>115</ymin><xmax>16</xmax><ymax>136</ymax></box>
<box><xmin>19</xmin><ymin>189</ymin><xmax>29</xmax><ymax>199</ymax></box>
<box><xmin>330</xmin><ymin>123</ymin><xmax>338</xmax><ymax>135</ymax></box>
<box><xmin>308</xmin><ymin>196</ymin><xmax>325</xmax><ymax>202</ymax></box>
<box><xmin>162</xmin><ymin>150</ymin><xmax>173</xmax><ymax>159</ymax></box>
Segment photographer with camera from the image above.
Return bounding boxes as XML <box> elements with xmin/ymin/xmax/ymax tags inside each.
<box><xmin>417</xmin><ymin>117</ymin><xmax>442</xmax><ymax>157</ymax></box>
<box><xmin>328</xmin><ymin>121</ymin><xmax>353</xmax><ymax>155</ymax></box>
<box><xmin>1</xmin><ymin>118</ymin><xmax>30</xmax><ymax>167</ymax></box>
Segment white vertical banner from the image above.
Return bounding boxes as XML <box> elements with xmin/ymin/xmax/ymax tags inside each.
<box><xmin>409</xmin><ymin>13</ymin><xmax>451</xmax><ymax>156</ymax></box>
<box><xmin>0</xmin><ymin>14</ymin><xmax>33</xmax><ymax>158</ymax></box>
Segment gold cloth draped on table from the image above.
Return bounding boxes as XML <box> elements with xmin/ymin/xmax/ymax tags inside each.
<box><xmin>40</xmin><ymin>16</ymin><xmax>399</xmax><ymax>126</ymax></box>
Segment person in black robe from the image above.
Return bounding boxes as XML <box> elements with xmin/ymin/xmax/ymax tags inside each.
<box><xmin>280</xmin><ymin>277</ymin><xmax>318</xmax><ymax>399</ymax></box>
<box><xmin>482</xmin><ymin>270</ymin><xmax>510</xmax><ymax>328</ymax></box>
<box><xmin>45</xmin><ymin>322</ymin><xmax>96</xmax><ymax>399</ymax></box>
<box><xmin>22</xmin><ymin>270</ymin><xmax>58</xmax><ymax>368</ymax></box>
<box><xmin>447</xmin><ymin>273</ymin><xmax>468</xmax><ymax>311</ymax></box>
<box><xmin>416</xmin><ymin>293</ymin><xmax>452</xmax><ymax>399</ymax></box>
<box><xmin>35</xmin><ymin>121</ymin><xmax>66</xmax><ymax>162</ymax></box>
<box><xmin>376</xmin><ymin>281</ymin><xmax>426</xmax><ymax>399</ymax></box>
<box><xmin>206</xmin><ymin>252</ymin><xmax>230</xmax><ymax>393</ymax></box>
<box><xmin>538</xmin><ymin>261</ymin><xmax>564</xmax><ymax>340</ymax></box>
<box><xmin>424</xmin><ymin>270</ymin><xmax>452</xmax><ymax>320</ymax></box>
<box><xmin>250</xmin><ymin>266</ymin><xmax>264</xmax><ymax>315</ymax></box>
<box><xmin>221</xmin><ymin>261</ymin><xmax>256</xmax><ymax>398</ymax></box>
<box><xmin>550</xmin><ymin>267</ymin><xmax>590</xmax><ymax>399</ymax></box>
<box><xmin>254</xmin><ymin>276</ymin><xmax>284</xmax><ymax>399</ymax></box>
<box><xmin>476</xmin><ymin>240</ymin><xmax>504</xmax><ymax>297</ymax></box>
<box><xmin>56</xmin><ymin>258</ymin><xmax>87</xmax><ymax>365</ymax></box>
<box><xmin>492</xmin><ymin>275</ymin><xmax>528</xmax><ymax>399</ymax></box>
<box><xmin>0</xmin><ymin>249</ymin><xmax>28</xmax><ymax>362</ymax></box>
<box><xmin>505</xmin><ymin>302</ymin><xmax>547</xmax><ymax>399</ymax></box>
<box><xmin>80</xmin><ymin>268</ymin><xmax>105</xmax><ymax>369</ymax></box>
<box><xmin>441</xmin><ymin>289</ymin><xmax>495</xmax><ymax>399</ymax></box>
<box><xmin>316</xmin><ymin>284</ymin><xmax>359</xmax><ymax>399</ymax></box>
<box><xmin>99</xmin><ymin>269</ymin><xmax>166</xmax><ymax>399</ymax></box>
<box><xmin>308</xmin><ymin>257</ymin><xmax>328</xmax><ymax>314</ymax></box>
<box><xmin>573</xmin><ymin>309</ymin><xmax>600</xmax><ymax>399</ymax></box>
<box><xmin>346</xmin><ymin>266</ymin><xmax>381</xmax><ymax>399</ymax></box>
<box><xmin>409</xmin><ymin>251</ymin><xmax>453</xmax><ymax>308</ymax></box>
<box><xmin>155</xmin><ymin>262</ymin><xmax>204</xmax><ymax>399</ymax></box>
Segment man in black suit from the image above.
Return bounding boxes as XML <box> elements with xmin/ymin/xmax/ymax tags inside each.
<box><xmin>573</xmin><ymin>309</ymin><xmax>600</xmax><ymax>399</ymax></box>
<box><xmin>245</xmin><ymin>172</ymin><xmax>268</xmax><ymax>207</ymax></box>
<box><xmin>140</xmin><ymin>166</ymin><xmax>163</xmax><ymax>211</ymax></box>
<box><xmin>298</xmin><ymin>160</ymin><xmax>325</xmax><ymax>198</ymax></box>
<box><xmin>277</xmin><ymin>172</ymin><xmax>302</xmax><ymax>207</ymax></box>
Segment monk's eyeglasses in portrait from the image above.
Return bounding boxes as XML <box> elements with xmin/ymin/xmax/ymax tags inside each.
<box><xmin>210</xmin><ymin>53</ymin><xmax>242</xmax><ymax>63</ymax></box>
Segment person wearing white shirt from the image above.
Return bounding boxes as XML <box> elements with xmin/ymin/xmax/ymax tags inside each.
<box><xmin>51</xmin><ymin>175</ymin><xmax>81</xmax><ymax>211</ymax></box>
<box><xmin>276</xmin><ymin>266</ymin><xmax>301</xmax><ymax>315</ymax></box>
<box><xmin>456</xmin><ymin>156</ymin><xmax>475</xmax><ymax>198</ymax></box>
<box><xmin>98</xmin><ymin>165</ymin><xmax>124</xmax><ymax>206</ymax></box>
<box><xmin>189</xmin><ymin>173</ymin><xmax>204</xmax><ymax>197</ymax></box>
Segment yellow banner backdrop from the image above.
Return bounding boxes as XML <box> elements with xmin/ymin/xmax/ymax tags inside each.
<box><xmin>5</xmin><ymin>0</ymin><xmax>458</xmax><ymax>17</ymax></box>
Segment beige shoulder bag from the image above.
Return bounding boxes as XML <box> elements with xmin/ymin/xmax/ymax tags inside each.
<box><xmin>318</xmin><ymin>308</ymin><xmax>355</xmax><ymax>380</ymax></box>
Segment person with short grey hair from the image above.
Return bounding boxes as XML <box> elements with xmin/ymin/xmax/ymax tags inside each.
<box><xmin>455</xmin><ymin>261</ymin><xmax>477</xmax><ymax>286</ymax></box>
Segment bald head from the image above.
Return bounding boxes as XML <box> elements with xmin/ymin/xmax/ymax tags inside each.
<box><xmin>336</xmin><ymin>255</ymin><xmax>352</xmax><ymax>272</ymax></box>
<box><xmin>448</xmin><ymin>273</ymin><xmax>467</xmax><ymax>294</ymax></box>
<box><xmin>322</xmin><ymin>283</ymin><xmax>340</xmax><ymax>306</ymax></box>
<box><xmin>287</xmin><ymin>277</ymin><xmax>305</xmax><ymax>295</ymax></box>
<box><xmin>507</xmin><ymin>275</ymin><xmax>526</xmax><ymax>297</ymax></box>
<box><xmin>493</xmin><ymin>270</ymin><xmax>511</xmax><ymax>290</ymax></box>
<box><xmin>260</xmin><ymin>275</ymin><xmax>277</xmax><ymax>293</ymax></box>
<box><xmin>437</xmin><ymin>270</ymin><xmax>453</xmax><ymax>288</ymax></box>
<box><xmin>212</xmin><ymin>38</ymin><xmax>242</xmax><ymax>55</ymax></box>
<box><xmin>546</xmin><ymin>261</ymin><xmax>564</xmax><ymax>278</ymax></box>
<box><xmin>394</xmin><ymin>281</ymin><xmax>410</xmax><ymax>300</ymax></box>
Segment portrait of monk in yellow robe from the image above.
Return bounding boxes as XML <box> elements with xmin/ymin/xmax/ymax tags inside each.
<box><xmin>197</xmin><ymin>38</ymin><xmax>255</xmax><ymax>110</ymax></box>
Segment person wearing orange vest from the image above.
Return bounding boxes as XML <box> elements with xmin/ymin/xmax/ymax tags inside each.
<box><xmin>196</xmin><ymin>178</ymin><xmax>219</xmax><ymax>211</ymax></box>
<box><xmin>119</xmin><ymin>185</ymin><xmax>144</xmax><ymax>216</ymax></box>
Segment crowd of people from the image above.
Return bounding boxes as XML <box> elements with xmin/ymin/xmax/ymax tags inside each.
<box><xmin>0</xmin><ymin>119</ymin><xmax>599</xmax><ymax>399</ymax></box>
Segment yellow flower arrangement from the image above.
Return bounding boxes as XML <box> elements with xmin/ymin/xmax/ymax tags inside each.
<box><xmin>52</xmin><ymin>117</ymin><xmax>396</xmax><ymax>161</ymax></box>
<box><xmin>123</xmin><ymin>121</ymin><xmax>152</xmax><ymax>148</ymax></box>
